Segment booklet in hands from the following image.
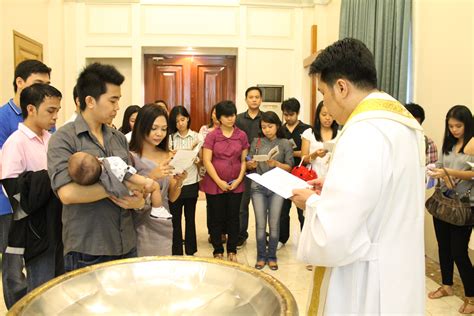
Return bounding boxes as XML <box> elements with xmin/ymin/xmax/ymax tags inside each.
<box><xmin>253</xmin><ymin>145</ymin><xmax>279</xmax><ymax>162</ymax></box>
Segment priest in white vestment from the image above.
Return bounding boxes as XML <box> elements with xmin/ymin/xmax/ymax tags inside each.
<box><xmin>292</xmin><ymin>38</ymin><xmax>426</xmax><ymax>315</ymax></box>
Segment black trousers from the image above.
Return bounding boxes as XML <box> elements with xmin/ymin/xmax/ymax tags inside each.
<box><xmin>170</xmin><ymin>196</ymin><xmax>198</xmax><ymax>256</ymax></box>
<box><xmin>433</xmin><ymin>216</ymin><xmax>474</xmax><ymax>296</ymax></box>
<box><xmin>206</xmin><ymin>192</ymin><xmax>242</xmax><ymax>255</ymax></box>
<box><xmin>279</xmin><ymin>199</ymin><xmax>305</xmax><ymax>244</ymax></box>
<box><xmin>206</xmin><ymin>203</ymin><xmax>226</xmax><ymax>236</ymax></box>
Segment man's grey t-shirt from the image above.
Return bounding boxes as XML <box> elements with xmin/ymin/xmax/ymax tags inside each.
<box><xmin>47</xmin><ymin>114</ymin><xmax>136</xmax><ymax>256</ymax></box>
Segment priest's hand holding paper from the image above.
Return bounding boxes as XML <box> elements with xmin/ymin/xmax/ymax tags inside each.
<box><xmin>291</xmin><ymin>178</ymin><xmax>325</xmax><ymax>209</ymax></box>
<box><xmin>308</xmin><ymin>178</ymin><xmax>324</xmax><ymax>194</ymax></box>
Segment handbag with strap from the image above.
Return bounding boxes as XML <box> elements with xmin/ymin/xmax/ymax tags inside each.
<box><xmin>291</xmin><ymin>156</ymin><xmax>317</xmax><ymax>182</ymax></box>
<box><xmin>425</xmin><ymin>168</ymin><xmax>473</xmax><ymax>226</ymax></box>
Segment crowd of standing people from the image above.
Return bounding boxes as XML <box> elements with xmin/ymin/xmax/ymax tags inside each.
<box><xmin>0</xmin><ymin>38</ymin><xmax>472</xmax><ymax>313</ymax></box>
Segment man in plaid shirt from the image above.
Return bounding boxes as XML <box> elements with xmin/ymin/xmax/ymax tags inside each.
<box><xmin>405</xmin><ymin>103</ymin><xmax>438</xmax><ymax>165</ymax></box>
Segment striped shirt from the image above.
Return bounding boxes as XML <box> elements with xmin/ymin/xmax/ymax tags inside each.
<box><xmin>170</xmin><ymin>130</ymin><xmax>202</xmax><ymax>185</ymax></box>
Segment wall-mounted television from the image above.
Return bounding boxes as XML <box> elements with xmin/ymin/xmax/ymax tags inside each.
<box><xmin>257</xmin><ymin>84</ymin><xmax>284</xmax><ymax>103</ymax></box>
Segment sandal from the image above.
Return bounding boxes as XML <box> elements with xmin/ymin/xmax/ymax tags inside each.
<box><xmin>428</xmin><ymin>286</ymin><xmax>452</xmax><ymax>299</ymax></box>
<box><xmin>268</xmin><ymin>261</ymin><xmax>278</xmax><ymax>271</ymax></box>
<box><xmin>227</xmin><ymin>252</ymin><xmax>238</xmax><ymax>263</ymax></box>
<box><xmin>459</xmin><ymin>298</ymin><xmax>474</xmax><ymax>314</ymax></box>
<box><xmin>255</xmin><ymin>261</ymin><xmax>266</xmax><ymax>270</ymax></box>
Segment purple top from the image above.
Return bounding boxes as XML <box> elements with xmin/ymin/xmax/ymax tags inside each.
<box><xmin>200</xmin><ymin>127</ymin><xmax>249</xmax><ymax>194</ymax></box>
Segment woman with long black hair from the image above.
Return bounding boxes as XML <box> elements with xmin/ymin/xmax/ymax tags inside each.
<box><xmin>427</xmin><ymin>105</ymin><xmax>473</xmax><ymax>314</ymax></box>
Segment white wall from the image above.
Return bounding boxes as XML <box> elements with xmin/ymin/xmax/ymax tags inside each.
<box><xmin>299</xmin><ymin>0</ymin><xmax>341</xmax><ymax>122</ymax></box>
<box><xmin>413</xmin><ymin>0</ymin><xmax>474</xmax><ymax>262</ymax></box>
<box><xmin>0</xmin><ymin>0</ymin><xmax>66</xmax><ymax>121</ymax></box>
<box><xmin>59</xmin><ymin>1</ymin><xmax>324</xmax><ymax>126</ymax></box>
<box><xmin>1</xmin><ymin>0</ymin><xmax>335</xmax><ymax>127</ymax></box>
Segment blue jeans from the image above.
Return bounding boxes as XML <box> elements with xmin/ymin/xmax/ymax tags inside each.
<box><xmin>64</xmin><ymin>248</ymin><xmax>138</xmax><ymax>272</ymax></box>
<box><xmin>238</xmin><ymin>177</ymin><xmax>252</xmax><ymax>241</ymax></box>
<box><xmin>251</xmin><ymin>183</ymin><xmax>284</xmax><ymax>262</ymax></box>
<box><xmin>25</xmin><ymin>248</ymin><xmax>58</xmax><ymax>293</ymax></box>
<box><xmin>0</xmin><ymin>214</ymin><xmax>27</xmax><ymax>309</ymax></box>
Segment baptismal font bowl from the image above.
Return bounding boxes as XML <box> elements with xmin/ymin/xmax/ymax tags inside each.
<box><xmin>8</xmin><ymin>256</ymin><xmax>298</xmax><ymax>315</ymax></box>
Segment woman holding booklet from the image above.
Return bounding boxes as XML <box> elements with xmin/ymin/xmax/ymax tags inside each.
<box><xmin>247</xmin><ymin>111</ymin><xmax>294</xmax><ymax>270</ymax></box>
<box><xmin>168</xmin><ymin>106</ymin><xmax>203</xmax><ymax>256</ymax></box>
<box><xmin>129</xmin><ymin>104</ymin><xmax>187</xmax><ymax>256</ymax></box>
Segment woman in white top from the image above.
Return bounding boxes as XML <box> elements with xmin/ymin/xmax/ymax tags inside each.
<box><xmin>168</xmin><ymin>106</ymin><xmax>202</xmax><ymax>256</ymax></box>
<box><xmin>301</xmin><ymin>101</ymin><xmax>339</xmax><ymax>179</ymax></box>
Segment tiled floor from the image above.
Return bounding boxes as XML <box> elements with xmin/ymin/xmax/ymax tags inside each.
<box><xmin>0</xmin><ymin>200</ymin><xmax>466</xmax><ymax>314</ymax></box>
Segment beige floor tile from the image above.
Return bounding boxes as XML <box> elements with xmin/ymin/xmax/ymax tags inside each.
<box><xmin>0</xmin><ymin>200</ymin><xmax>464</xmax><ymax>315</ymax></box>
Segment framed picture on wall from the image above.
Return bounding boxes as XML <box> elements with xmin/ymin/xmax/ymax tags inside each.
<box><xmin>13</xmin><ymin>30</ymin><xmax>43</xmax><ymax>67</ymax></box>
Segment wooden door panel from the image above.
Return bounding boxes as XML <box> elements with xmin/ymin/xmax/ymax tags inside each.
<box><xmin>193</xmin><ymin>65</ymin><xmax>228</xmax><ymax>132</ymax></box>
<box><xmin>155</xmin><ymin>65</ymin><xmax>183</xmax><ymax>109</ymax></box>
<box><xmin>145</xmin><ymin>55</ymin><xmax>235</xmax><ymax>132</ymax></box>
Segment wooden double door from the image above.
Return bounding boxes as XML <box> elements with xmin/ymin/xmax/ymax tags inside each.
<box><xmin>144</xmin><ymin>55</ymin><xmax>236</xmax><ymax>132</ymax></box>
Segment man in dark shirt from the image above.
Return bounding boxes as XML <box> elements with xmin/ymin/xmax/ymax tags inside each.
<box><xmin>279</xmin><ymin>98</ymin><xmax>311</xmax><ymax>247</ymax></box>
<box><xmin>235</xmin><ymin>86</ymin><xmax>264</xmax><ymax>247</ymax></box>
<box><xmin>47</xmin><ymin>63</ymin><xmax>144</xmax><ymax>272</ymax></box>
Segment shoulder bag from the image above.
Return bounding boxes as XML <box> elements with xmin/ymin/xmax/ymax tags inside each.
<box><xmin>425</xmin><ymin>168</ymin><xmax>473</xmax><ymax>226</ymax></box>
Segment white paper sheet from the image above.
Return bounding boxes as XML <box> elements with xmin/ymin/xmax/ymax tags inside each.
<box><xmin>246</xmin><ymin>167</ymin><xmax>312</xmax><ymax>199</ymax></box>
<box><xmin>169</xmin><ymin>150</ymin><xmax>198</xmax><ymax>174</ymax></box>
